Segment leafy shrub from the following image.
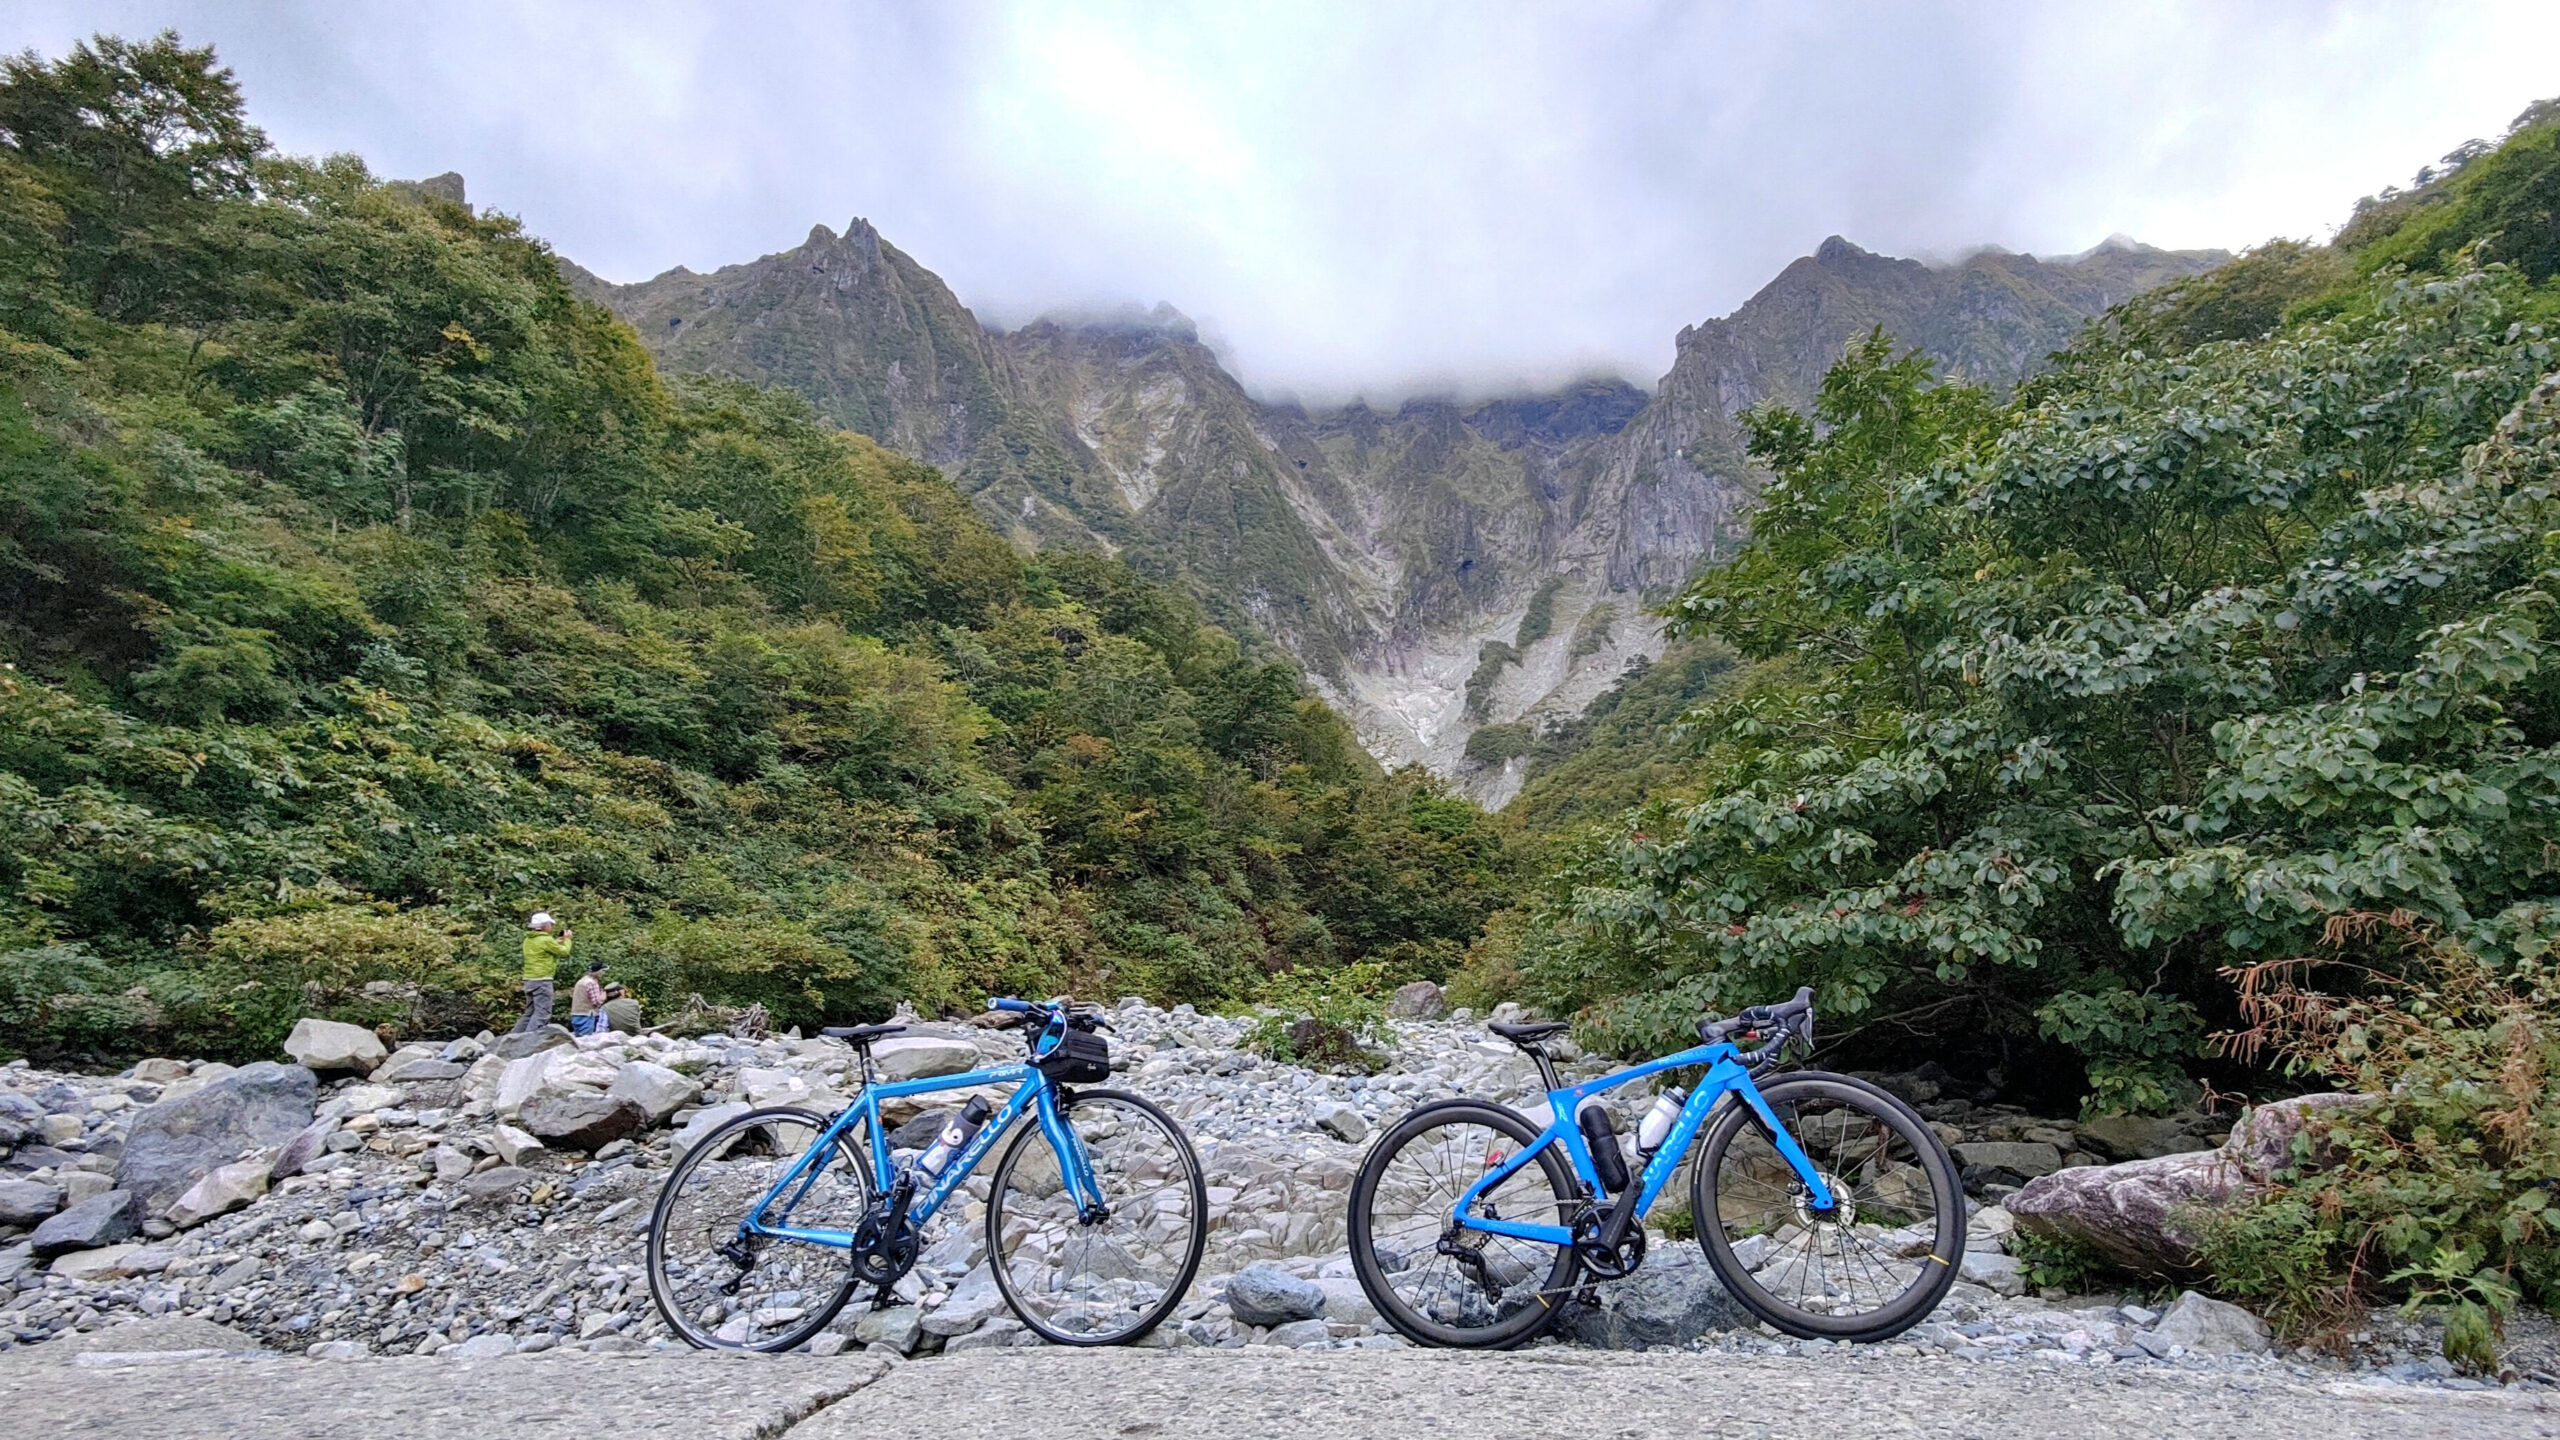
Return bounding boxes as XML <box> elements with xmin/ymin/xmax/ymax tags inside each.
<box><xmin>2198</xmin><ymin>914</ymin><xmax>2560</xmax><ymax>1354</ymax></box>
<box><xmin>1244</xmin><ymin>959</ymin><xmax>1393</xmax><ymax>1072</ymax></box>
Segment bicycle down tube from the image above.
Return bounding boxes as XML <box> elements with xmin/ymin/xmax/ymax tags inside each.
<box><xmin>743</xmin><ymin>1063</ymin><xmax>1104</xmax><ymax>1250</ymax></box>
<box><xmin>1452</xmin><ymin>1041</ymin><xmax>1836</xmax><ymax>1248</ymax></box>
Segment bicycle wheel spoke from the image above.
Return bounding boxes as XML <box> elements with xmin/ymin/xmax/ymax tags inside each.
<box><xmin>989</xmin><ymin>1092</ymin><xmax>1204</xmax><ymax>1344</ymax></box>
<box><xmin>646</xmin><ymin>1110</ymin><xmax>866</xmax><ymax>1351</ymax></box>
<box><xmin>1352</xmin><ymin>1105</ymin><xmax>1575</xmax><ymax>1347</ymax></box>
<box><xmin>1699</xmin><ymin>1079</ymin><xmax>1959</xmax><ymax>1340</ymax></box>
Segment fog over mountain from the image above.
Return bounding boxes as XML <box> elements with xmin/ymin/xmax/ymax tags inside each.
<box><xmin>4</xmin><ymin>1</ymin><xmax>2556</xmax><ymax>403</ymax></box>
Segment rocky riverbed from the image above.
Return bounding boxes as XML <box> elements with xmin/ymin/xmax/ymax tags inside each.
<box><xmin>0</xmin><ymin>999</ymin><xmax>2536</xmax><ymax>1392</ymax></box>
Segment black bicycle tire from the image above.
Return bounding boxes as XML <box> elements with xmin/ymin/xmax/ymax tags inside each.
<box><xmin>983</xmin><ymin>1086</ymin><xmax>1210</xmax><ymax>1346</ymax></box>
<box><xmin>1348</xmin><ymin>1098</ymin><xmax>1582</xmax><ymax>1350</ymax></box>
<box><xmin>1689</xmin><ymin>1071</ymin><xmax>1962</xmax><ymax>1342</ymax></box>
<box><xmin>644</xmin><ymin>1104</ymin><xmax>869</xmax><ymax>1352</ymax></box>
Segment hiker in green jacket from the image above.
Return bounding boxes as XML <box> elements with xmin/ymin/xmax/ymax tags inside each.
<box><xmin>514</xmin><ymin>911</ymin><xmax>574</xmax><ymax>1033</ymax></box>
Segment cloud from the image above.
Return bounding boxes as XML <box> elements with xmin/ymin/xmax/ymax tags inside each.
<box><xmin>7</xmin><ymin>1</ymin><xmax>2556</xmax><ymax>404</ymax></box>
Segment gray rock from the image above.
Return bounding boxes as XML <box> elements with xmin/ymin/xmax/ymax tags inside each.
<box><xmin>1264</xmin><ymin>1318</ymin><xmax>1332</xmax><ymax>1347</ymax></box>
<box><xmin>0</xmin><ymin>1177</ymin><xmax>63</xmax><ymax>1226</ymax></box>
<box><xmin>376</xmin><ymin>1053</ymin><xmax>468</xmax><ymax>1084</ymax></box>
<box><xmin>2075</xmin><ymin>1114</ymin><xmax>2210</xmax><ymax>1162</ymax></box>
<box><xmin>116</xmin><ymin>1061</ymin><xmax>317</xmax><ymax>1217</ymax></box>
<box><xmin>267</xmin><ymin>1119</ymin><xmax>335</xmax><ymax>1181</ymax></box>
<box><xmin>1225</xmin><ymin>1264</ymin><xmax>1326</xmax><ymax>1326</ymax></box>
<box><xmin>490</xmin><ymin>1124</ymin><xmax>544</xmax><ymax>1166</ymax></box>
<box><xmin>306</xmin><ymin>1340</ymin><xmax>369</xmax><ymax>1359</ymax></box>
<box><xmin>447</xmin><ymin>1332</ymin><xmax>519</xmax><ymax>1358</ymax></box>
<box><xmin>1951</xmin><ymin>1141</ymin><xmax>2063</xmax><ymax>1179</ymax></box>
<box><xmin>1387</xmin><ymin>981</ymin><xmax>1449</xmax><ymax>1020</ymax></box>
<box><xmin>605</xmin><ymin>1061</ymin><xmax>701</xmax><ymax>1125</ymax></box>
<box><xmin>1560</xmin><ymin>1254</ymin><xmax>1749</xmax><ymax>1348</ymax></box>
<box><xmin>922</xmin><ymin>1264</ymin><xmax>1008</xmax><ymax>1336</ymax></box>
<box><xmin>1957</xmin><ymin>1251</ymin><xmax>2025</xmax><ymax>1297</ymax></box>
<box><xmin>517</xmin><ymin>1092</ymin><xmax>648</xmax><ymax>1151</ymax></box>
<box><xmin>854</xmin><ymin>1305</ymin><xmax>925</xmax><ymax>1354</ymax></box>
<box><xmin>487</xmin><ymin>1027</ymin><xmax>572</xmax><ymax>1062</ymax></box>
<box><xmin>0</xmin><ymin>1092</ymin><xmax>45</xmax><ymax>1149</ymax></box>
<box><xmin>459</xmin><ymin>1166</ymin><xmax>536</xmax><ymax>1204</ymax></box>
<box><xmin>671</xmin><ymin>1102</ymin><xmax>753</xmax><ymax>1155</ymax></box>
<box><xmin>941</xmin><ymin>1317</ymin><xmax>1027</xmax><ymax>1353</ymax></box>
<box><xmin>1310</xmin><ymin>1101</ymin><xmax>1368</xmax><ymax>1144</ymax></box>
<box><xmin>805</xmin><ymin>1332</ymin><xmax>850</xmax><ymax>1357</ymax></box>
<box><xmin>31</xmin><ymin>1190</ymin><xmax>139</xmax><ymax>1256</ymax></box>
<box><xmin>1313</xmin><ymin>1276</ymin><xmax>1378</xmax><ymax>1328</ymax></box>
<box><xmin>282</xmin><ymin>1018</ymin><xmax>387</xmax><ymax>1075</ymax></box>
<box><xmin>164</xmin><ymin>1159</ymin><xmax>269</xmax><ymax>1229</ymax></box>
<box><xmin>870</xmin><ymin>1037</ymin><xmax>980</xmax><ymax>1082</ymax></box>
<box><xmin>889</xmin><ymin>1108</ymin><xmax>952</xmax><ymax>1149</ymax></box>
<box><xmin>50</xmin><ymin>1242</ymin><xmax>142</xmax><ymax>1280</ymax></box>
<box><xmin>2135</xmin><ymin>1289</ymin><xmax>2271</xmax><ymax>1356</ymax></box>
<box><xmin>59</xmin><ymin>1170</ymin><xmax>113</xmax><ymax>1205</ymax></box>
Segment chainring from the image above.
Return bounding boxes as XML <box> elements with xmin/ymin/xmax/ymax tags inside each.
<box><xmin>847</xmin><ymin>1200</ymin><xmax>920</xmax><ymax>1287</ymax></box>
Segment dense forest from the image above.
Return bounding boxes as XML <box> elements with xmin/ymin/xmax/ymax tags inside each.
<box><xmin>0</xmin><ymin>35</ymin><xmax>1511</xmax><ymax>1061</ymax></box>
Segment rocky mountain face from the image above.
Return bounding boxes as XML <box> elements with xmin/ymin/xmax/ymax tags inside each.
<box><xmin>567</xmin><ymin>227</ymin><xmax>2223</xmax><ymax>803</ymax></box>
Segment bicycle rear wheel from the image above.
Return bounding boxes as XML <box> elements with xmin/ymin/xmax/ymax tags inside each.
<box><xmin>1690</xmin><ymin>1072</ymin><xmax>1962</xmax><ymax>1342</ymax></box>
<box><xmin>985</xmin><ymin>1087</ymin><xmax>1207</xmax><ymax>1345</ymax></box>
<box><xmin>1348</xmin><ymin>1099</ymin><xmax>1580</xmax><ymax>1349</ymax></box>
<box><xmin>645</xmin><ymin>1105</ymin><xmax>871</xmax><ymax>1351</ymax></box>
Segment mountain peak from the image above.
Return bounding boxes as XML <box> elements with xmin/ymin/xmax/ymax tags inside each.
<box><xmin>1814</xmin><ymin>234</ymin><xmax>1872</xmax><ymax>265</ymax></box>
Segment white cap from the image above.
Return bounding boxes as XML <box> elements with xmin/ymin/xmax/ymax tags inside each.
<box><xmin>528</xmin><ymin>911</ymin><xmax>556</xmax><ymax>931</ymax></box>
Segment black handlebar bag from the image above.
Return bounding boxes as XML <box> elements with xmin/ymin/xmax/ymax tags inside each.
<box><xmin>1035</xmin><ymin>1028</ymin><xmax>1111</xmax><ymax>1085</ymax></box>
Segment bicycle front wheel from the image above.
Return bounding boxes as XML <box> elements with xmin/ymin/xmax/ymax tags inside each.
<box><xmin>645</xmin><ymin>1105</ymin><xmax>871</xmax><ymax>1351</ymax></box>
<box><xmin>1348</xmin><ymin>1099</ymin><xmax>1580</xmax><ymax>1349</ymax></box>
<box><xmin>985</xmin><ymin>1087</ymin><xmax>1207</xmax><ymax>1345</ymax></box>
<box><xmin>1691</xmin><ymin>1072</ymin><xmax>1962</xmax><ymax>1342</ymax></box>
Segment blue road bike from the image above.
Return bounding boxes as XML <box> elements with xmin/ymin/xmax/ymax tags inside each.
<box><xmin>1348</xmin><ymin>988</ymin><xmax>1963</xmax><ymax>1347</ymax></box>
<box><xmin>645</xmin><ymin>997</ymin><xmax>1207</xmax><ymax>1351</ymax></box>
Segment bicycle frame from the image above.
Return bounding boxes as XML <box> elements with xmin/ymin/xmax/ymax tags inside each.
<box><xmin>738</xmin><ymin>1061</ymin><xmax>1107</xmax><ymax>1250</ymax></box>
<box><xmin>1454</xmin><ymin>1039</ymin><xmax>1836</xmax><ymax>1248</ymax></box>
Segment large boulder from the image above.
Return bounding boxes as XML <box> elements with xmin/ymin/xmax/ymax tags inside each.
<box><xmin>2009</xmin><ymin>1094</ymin><xmax>2371</xmax><ymax>1277</ymax></box>
<box><xmin>282</xmin><ymin>1018</ymin><xmax>387</xmax><ymax>1075</ymax></box>
<box><xmin>1561</xmin><ymin>1251</ymin><xmax>1751</xmax><ymax>1348</ymax></box>
<box><xmin>605</xmin><ymin>1061</ymin><xmax>701</xmax><ymax>1126</ymax></box>
<box><xmin>1224</xmin><ymin>1264</ymin><xmax>1325</xmax><ymax>1327</ymax></box>
<box><xmin>166</xmin><ymin>1159</ymin><xmax>271</xmax><ymax>1230</ymax></box>
<box><xmin>517</xmin><ymin>1092</ymin><xmax>648</xmax><ymax>1151</ymax></box>
<box><xmin>488</xmin><ymin>1026</ymin><xmax>573</xmax><ymax>1062</ymax></box>
<box><xmin>31</xmin><ymin>1190</ymin><xmax>139</xmax><ymax>1256</ymax></box>
<box><xmin>1387</xmin><ymin>981</ymin><xmax>1449</xmax><ymax>1020</ymax></box>
<box><xmin>115</xmin><ymin>1062</ymin><xmax>316</xmax><ymax>1217</ymax></box>
<box><xmin>375</xmin><ymin>1049</ymin><xmax>467</xmax><ymax>1084</ymax></box>
<box><xmin>870</xmin><ymin>1036</ymin><xmax>981</xmax><ymax>1082</ymax></box>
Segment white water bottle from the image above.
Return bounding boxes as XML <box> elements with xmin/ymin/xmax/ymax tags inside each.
<box><xmin>916</xmin><ymin>1096</ymin><xmax>993</xmax><ymax>1180</ymax></box>
<box><xmin>1636</xmin><ymin>1087</ymin><xmax>1686</xmax><ymax>1153</ymax></box>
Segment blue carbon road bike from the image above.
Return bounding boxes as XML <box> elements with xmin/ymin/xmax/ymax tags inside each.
<box><xmin>1347</xmin><ymin>988</ymin><xmax>1963</xmax><ymax>1347</ymax></box>
<box><xmin>645</xmin><ymin>997</ymin><xmax>1207</xmax><ymax>1350</ymax></box>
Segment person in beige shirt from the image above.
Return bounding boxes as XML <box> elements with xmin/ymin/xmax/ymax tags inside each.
<box><xmin>568</xmin><ymin>958</ymin><xmax>609</xmax><ymax>1036</ymax></box>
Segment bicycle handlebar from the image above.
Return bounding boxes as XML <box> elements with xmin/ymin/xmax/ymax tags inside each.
<box><xmin>1700</xmin><ymin>986</ymin><xmax>1815</xmax><ymax>1068</ymax></box>
<box><xmin>988</xmin><ymin>996</ymin><xmax>1040</xmax><ymax>1014</ymax></box>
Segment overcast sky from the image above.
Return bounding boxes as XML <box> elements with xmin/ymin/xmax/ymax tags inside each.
<box><xmin>6</xmin><ymin>2</ymin><xmax>2556</xmax><ymax>404</ymax></box>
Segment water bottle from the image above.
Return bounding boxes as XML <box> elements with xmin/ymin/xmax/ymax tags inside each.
<box><xmin>916</xmin><ymin>1096</ymin><xmax>993</xmax><ymax>1181</ymax></box>
<box><xmin>1636</xmin><ymin>1087</ymin><xmax>1687</xmax><ymax>1153</ymax></box>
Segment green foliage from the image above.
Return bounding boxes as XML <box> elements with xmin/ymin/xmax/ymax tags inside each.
<box><xmin>1464</xmin><ymin>722</ymin><xmax>1532</xmax><ymax>765</ymax></box>
<box><xmin>0</xmin><ymin>34</ymin><xmax>1511</xmax><ymax>1060</ymax></box>
<box><xmin>2009</xmin><ymin>1229</ymin><xmax>2112</xmax><ymax>1296</ymax></box>
<box><xmin>1649</xmin><ymin>1196</ymin><xmax>1696</xmax><ymax>1241</ymax></box>
<box><xmin>2195</xmin><ymin>916</ymin><xmax>2560</xmax><ymax>1344</ymax></box>
<box><xmin>1513</xmin><ymin>578</ymin><xmax>1563</xmax><ymax>648</ymax></box>
<box><xmin>1462</xmin><ymin>639</ymin><xmax>1518</xmax><ymax>721</ymax></box>
<box><xmin>1242</xmin><ymin>957</ymin><xmax>1394</xmax><ymax>1072</ymax></box>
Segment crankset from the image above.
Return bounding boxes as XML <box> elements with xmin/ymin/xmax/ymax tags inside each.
<box><xmin>1571</xmin><ymin>1208</ymin><xmax>1646</xmax><ymax>1281</ymax></box>
<box><xmin>848</xmin><ymin>1177</ymin><xmax>922</xmax><ymax>1288</ymax></box>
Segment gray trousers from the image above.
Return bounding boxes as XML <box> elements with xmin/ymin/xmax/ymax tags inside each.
<box><xmin>512</xmin><ymin>979</ymin><xmax>554</xmax><ymax>1033</ymax></box>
